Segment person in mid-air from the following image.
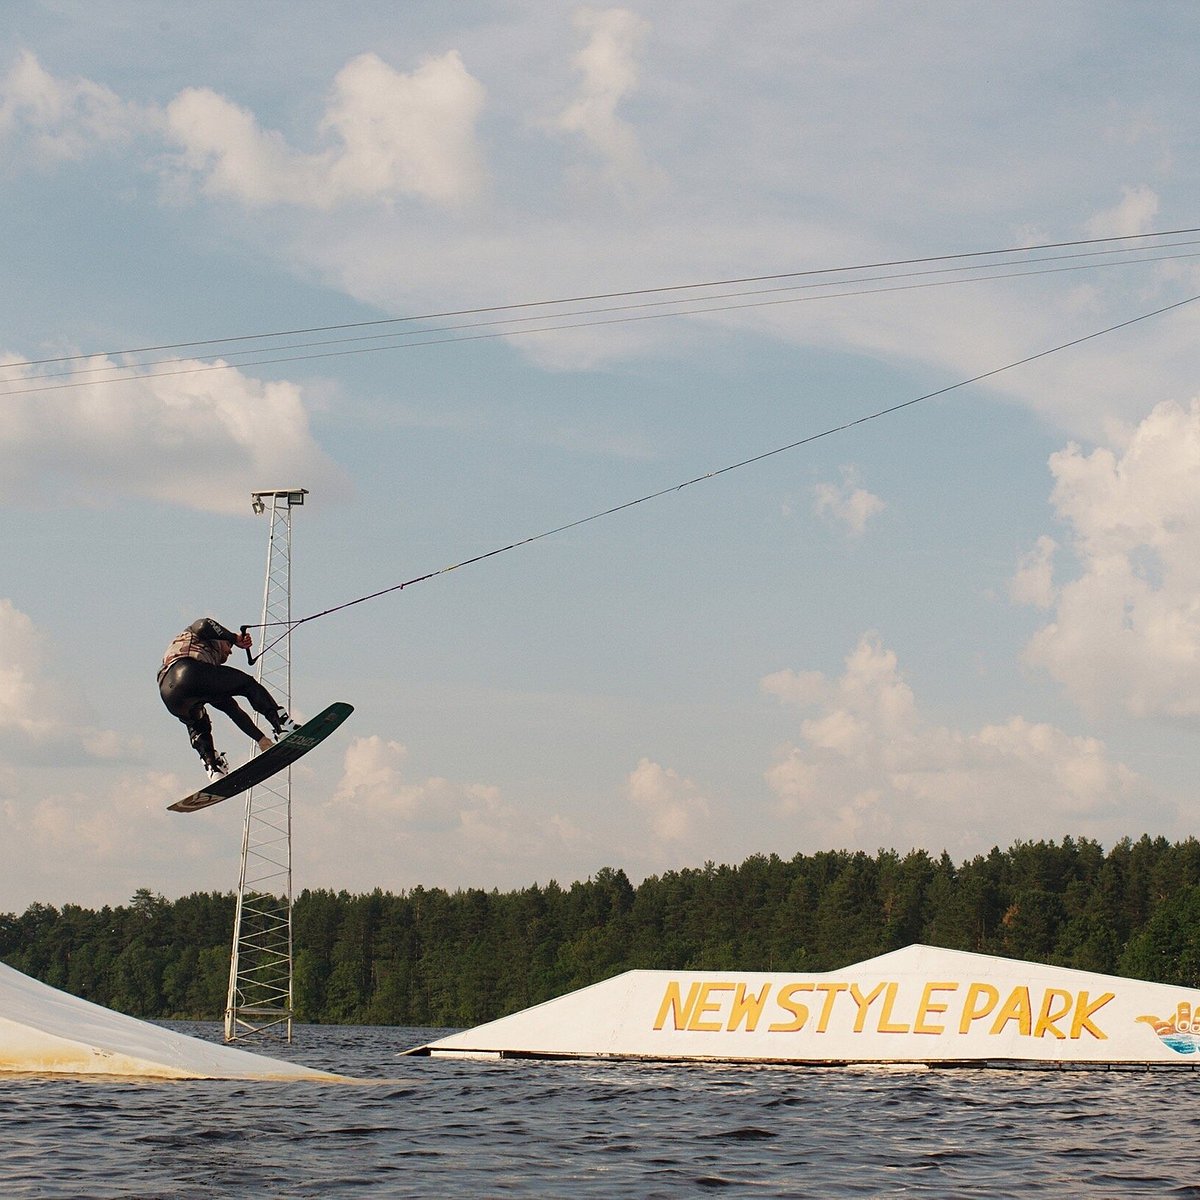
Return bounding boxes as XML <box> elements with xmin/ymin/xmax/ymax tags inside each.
<box><xmin>159</xmin><ymin>617</ymin><xmax>297</xmax><ymax>781</ymax></box>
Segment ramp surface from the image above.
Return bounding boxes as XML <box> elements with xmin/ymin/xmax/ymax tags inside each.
<box><xmin>411</xmin><ymin>944</ymin><xmax>1200</xmax><ymax>1068</ymax></box>
<box><xmin>0</xmin><ymin>961</ymin><xmax>346</xmax><ymax>1079</ymax></box>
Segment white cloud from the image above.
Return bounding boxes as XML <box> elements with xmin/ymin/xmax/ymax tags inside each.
<box><xmin>322</xmin><ymin>52</ymin><xmax>486</xmax><ymax>206</ymax></box>
<box><xmin>1085</xmin><ymin>184</ymin><xmax>1160</xmax><ymax>238</ymax></box>
<box><xmin>0</xmin><ymin>601</ymin><xmax>142</xmax><ymax>904</ymax></box>
<box><xmin>0</xmin><ymin>769</ymin><xmax>237</xmax><ymax>909</ymax></box>
<box><xmin>0</xmin><ymin>50</ymin><xmax>153</xmax><ymax>160</ymax></box>
<box><xmin>554</xmin><ymin>7</ymin><xmax>663</xmax><ymax>199</ymax></box>
<box><xmin>164</xmin><ymin>87</ymin><xmax>304</xmax><ymax>206</ymax></box>
<box><xmin>2</xmin><ymin>49</ymin><xmax>487</xmax><ymax>207</ymax></box>
<box><xmin>1</xmin><ymin>730</ymin><xmax>564</xmax><ymax>909</ymax></box>
<box><xmin>331</xmin><ymin>733</ymin><xmax>515</xmax><ymax>837</ymax></box>
<box><xmin>25</xmin><ymin>776</ymin><xmax>163</xmax><ymax>863</ymax></box>
<box><xmin>812</xmin><ymin>467</ymin><xmax>885</xmax><ymax>535</ymax></box>
<box><xmin>762</xmin><ymin>635</ymin><xmax>1160</xmax><ymax>853</ymax></box>
<box><xmin>5</xmin><ymin>40</ymin><xmax>1194</xmax><ymax>445</ymax></box>
<box><xmin>1018</xmin><ymin>398</ymin><xmax>1200</xmax><ymax>719</ymax></box>
<box><xmin>333</xmin><ymin>735</ymin><xmax>410</xmax><ymax>810</ymax></box>
<box><xmin>0</xmin><ymin>600</ymin><xmax>57</xmax><ymax>738</ymax></box>
<box><xmin>0</xmin><ymin>599</ymin><xmax>138</xmax><ymax>760</ymax></box>
<box><xmin>309</xmin><ymin>733</ymin><xmax>586</xmax><ymax>891</ymax></box>
<box><xmin>165</xmin><ymin>51</ymin><xmax>487</xmax><ymax>208</ymax></box>
<box><xmin>332</xmin><ymin>735</ymin><xmax>504</xmax><ymax>827</ymax></box>
<box><xmin>626</xmin><ymin>756</ymin><xmax>709</xmax><ymax>841</ymax></box>
<box><xmin>1009</xmin><ymin>534</ymin><xmax>1057</xmax><ymax>610</ymax></box>
<box><xmin>0</xmin><ymin>353</ymin><xmax>346</xmax><ymax>514</ymax></box>
<box><xmin>760</xmin><ymin>667</ymin><xmax>827</xmax><ymax>708</ymax></box>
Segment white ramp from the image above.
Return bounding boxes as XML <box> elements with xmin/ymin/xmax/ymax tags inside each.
<box><xmin>413</xmin><ymin>944</ymin><xmax>1200</xmax><ymax>1068</ymax></box>
<box><xmin>0</xmin><ymin>962</ymin><xmax>346</xmax><ymax>1080</ymax></box>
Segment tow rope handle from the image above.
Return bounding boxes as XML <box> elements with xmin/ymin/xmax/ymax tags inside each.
<box><xmin>240</xmin><ymin>625</ymin><xmax>261</xmax><ymax>668</ymax></box>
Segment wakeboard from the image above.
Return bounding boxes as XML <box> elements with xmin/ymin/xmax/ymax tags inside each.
<box><xmin>169</xmin><ymin>701</ymin><xmax>354</xmax><ymax>814</ymax></box>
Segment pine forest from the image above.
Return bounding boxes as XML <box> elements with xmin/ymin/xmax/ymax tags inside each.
<box><xmin>4</xmin><ymin>836</ymin><xmax>1200</xmax><ymax>1028</ymax></box>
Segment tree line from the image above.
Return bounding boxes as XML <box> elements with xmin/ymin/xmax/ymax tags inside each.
<box><xmin>4</xmin><ymin>835</ymin><xmax>1200</xmax><ymax>1027</ymax></box>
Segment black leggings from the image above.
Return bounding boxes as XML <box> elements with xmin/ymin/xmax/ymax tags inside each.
<box><xmin>159</xmin><ymin>658</ymin><xmax>284</xmax><ymax>763</ymax></box>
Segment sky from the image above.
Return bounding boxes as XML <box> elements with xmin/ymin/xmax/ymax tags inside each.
<box><xmin>3</xmin><ymin>1</ymin><xmax>1200</xmax><ymax>911</ymax></box>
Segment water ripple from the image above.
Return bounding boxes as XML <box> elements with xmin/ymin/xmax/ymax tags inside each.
<box><xmin>4</xmin><ymin>1024</ymin><xmax>1200</xmax><ymax>1197</ymax></box>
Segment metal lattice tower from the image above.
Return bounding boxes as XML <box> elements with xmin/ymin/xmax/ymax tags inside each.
<box><xmin>225</xmin><ymin>487</ymin><xmax>307</xmax><ymax>1043</ymax></box>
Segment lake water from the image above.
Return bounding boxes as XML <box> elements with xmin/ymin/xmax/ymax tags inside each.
<box><xmin>5</xmin><ymin>1023</ymin><xmax>1200</xmax><ymax>1198</ymax></box>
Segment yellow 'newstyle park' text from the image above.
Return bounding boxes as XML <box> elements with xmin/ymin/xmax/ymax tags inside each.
<box><xmin>652</xmin><ymin>979</ymin><xmax>1116</xmax><ymax>1041</ymax></box>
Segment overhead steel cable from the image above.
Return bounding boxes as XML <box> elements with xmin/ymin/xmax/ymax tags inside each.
<box><xmin>6</xmin><ymin>239</ymin><xmax>1200</xmax><ymax>384</ymax></box>
<box><xmin>239</xmin><ymin>288</ymin><xmax>1200</xmax><ymax>663</ymax></box>
<box><xmin>6</xmin><ymin>224</ymin><xmax>1200</xmax><ymax>373</ymax></box>
<box><xmin>5</xmin><ymin>244</ymin><xmax>1200</xmax><ymax>399</ymax></box>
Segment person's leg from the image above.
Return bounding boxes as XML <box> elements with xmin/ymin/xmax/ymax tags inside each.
<box><xmin>208</xmin><ymin>694</ymin><xmax>272</xmax><ymax>746</ymax></box>
<box><xmin>160</xmin><ymin>661</ymin><xmax>222</xmax><ymax>769</ymax></box>
<box><xmin>185</xmin><ymin>707</ymin><xmax>223</xmax><ymax>770</ymax></box>
<box><xmin>192</xmin><ymin>662</ymin><xmax>289</xmax><ymax>739</ymax></box>
<box><xmin>161</xmin><ymin>658</ymin><xmax>290</xmax><ymax>755</ymax></box>
<box><xmin>180</xmin><ymin>662</ymin><xmax>292</xmax><ymax>744</ymax></box>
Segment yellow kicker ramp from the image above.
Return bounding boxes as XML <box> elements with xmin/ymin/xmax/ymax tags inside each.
<box><xmin>0</xmin><ymin>961</ymin><xmax>347</xmax><ymax>1080</ymax></box>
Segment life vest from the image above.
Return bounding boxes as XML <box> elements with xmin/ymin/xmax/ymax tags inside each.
<box><xmin>160</xmin><ymin>619</ymin><xmax>234</xmax><ymax>677</ymax></box>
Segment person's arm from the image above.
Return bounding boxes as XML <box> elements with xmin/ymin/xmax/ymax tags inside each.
<box><xmin>190</xmin><ymin>617</ymin><xmax>249</xmax><ymax>648</ymax></box>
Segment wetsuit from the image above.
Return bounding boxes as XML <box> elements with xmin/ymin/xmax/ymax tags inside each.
<box><xmin>158</xmin><ymin>618</ymin><xmax>286</xmax><ymax>769</ymax></box>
